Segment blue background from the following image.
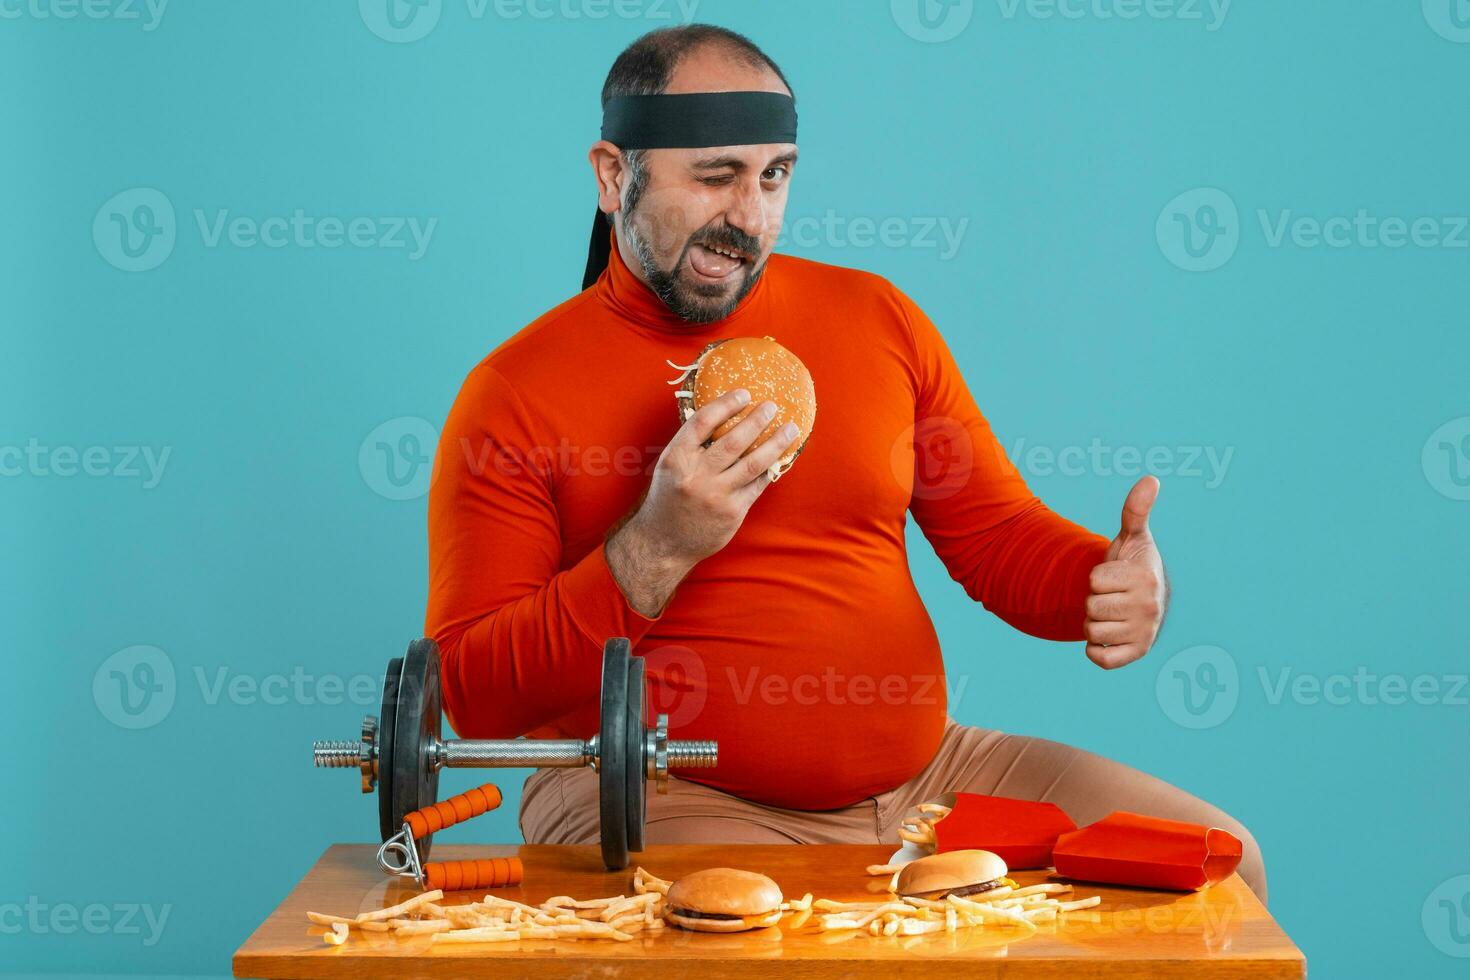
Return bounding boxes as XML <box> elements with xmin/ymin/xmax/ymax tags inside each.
<box><xmin>4</xmin><ymin>1</ymin><xmax>1467</xmax><ymax>977</ymax></box>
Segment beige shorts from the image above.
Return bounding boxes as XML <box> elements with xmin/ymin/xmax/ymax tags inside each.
<box><xmin>519</xmin><ymin>715</ymin><xmax>1267</xmax><ymax>904</ymax></box>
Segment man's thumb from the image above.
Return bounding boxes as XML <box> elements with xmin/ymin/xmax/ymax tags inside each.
<box><xmin>1118</xmin><ymin>476</ymin><xmax>1160</xmax><ymax>538</ymax></box>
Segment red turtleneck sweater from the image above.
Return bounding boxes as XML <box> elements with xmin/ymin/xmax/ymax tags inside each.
<box><xmin>426</xmin><ymin>228</ymin><xmax>1108</xmax><ymax>810</ymax></box>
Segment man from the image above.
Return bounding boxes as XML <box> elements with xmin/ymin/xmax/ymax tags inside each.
<box><xmin>426</xmin><ymin>25</ymin><xmax>1266</xmax><ymax>902</ymax></box>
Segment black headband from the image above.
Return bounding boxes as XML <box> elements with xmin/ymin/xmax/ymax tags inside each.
<box><xmin>583</xmin><ymin>91</ymin><xmax>798</xmax><ymax>290</ymax></box>
<box><xmin>601</xmin><ymin>91</ymin><xmax>798</xmax><ymax>149</ymax></box>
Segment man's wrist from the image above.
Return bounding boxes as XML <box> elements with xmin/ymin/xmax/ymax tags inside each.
<box><xmin>605</xmin><ymin>516</ymin><xmax>694</xmax><ymax>617</ymax></box>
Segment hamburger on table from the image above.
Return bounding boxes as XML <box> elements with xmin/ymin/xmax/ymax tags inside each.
<box><xmin>663</xmin><ymin>867</ymin><xmax>785</xmax><ymax>932</ymax></box>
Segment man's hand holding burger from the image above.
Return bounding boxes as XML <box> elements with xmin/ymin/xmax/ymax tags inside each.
<box><xmin>606</xmin><ymin>388</ymin><xmax>801</xmax><ymax>617</ymax></box>
<box><xmin>1083</xmin><ymin>475</ymin><xmax>1169</xmax><ymax>669</ymax></box>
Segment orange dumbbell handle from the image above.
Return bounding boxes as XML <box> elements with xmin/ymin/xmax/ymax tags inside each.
<box><xmin>404</xmin><ymin>783</ymin><xmax>503</xmax><ymax>840</ymax></box>
<box><xmin>424</xmin><ymin>857</ymin><xmax>524</xmax><ymax>893</ymax></box>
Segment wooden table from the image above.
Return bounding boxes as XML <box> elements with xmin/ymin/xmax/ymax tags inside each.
<box><xmin>233</xmin><ymin>843</ymin><xmax>1305</xmax><ymax>979</ymax></box>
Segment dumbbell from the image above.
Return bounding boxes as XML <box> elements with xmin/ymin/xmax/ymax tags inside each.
<box><xmin>311</xmin><ymin>636</ymin><xmax>717</xmax><ymax>871</ymax></box>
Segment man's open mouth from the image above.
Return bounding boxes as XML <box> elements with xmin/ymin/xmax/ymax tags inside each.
<box><xmin>687</xmin><ymin>242</ymin><xmax>748</xmax><ymax>282</ymax></box>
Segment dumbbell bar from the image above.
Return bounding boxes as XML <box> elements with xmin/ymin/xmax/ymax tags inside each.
<box><xmin>311</xmin><ymin>637</ymin><xmax>717</xmax><ymax>870</ymax></box>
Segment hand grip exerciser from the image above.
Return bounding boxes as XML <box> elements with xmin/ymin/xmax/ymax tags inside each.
<box><xmin>377</xmin><ymin>783</ymin><xmax>525</xmax><ymax>891</ymax></box>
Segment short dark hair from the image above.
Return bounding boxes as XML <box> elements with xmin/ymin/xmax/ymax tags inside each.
<box><xmin>600</xmin><ymin>24</ymin><xmax>794</xmax><ymax>107</ymax></box>
<box><xmin>599</xmin><ymin>26</ymin><xmax>794</xmax><ymax>227</ymax></box>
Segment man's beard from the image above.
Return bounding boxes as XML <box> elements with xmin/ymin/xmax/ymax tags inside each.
<box><xmin>622</xmin><ymin>209</ymin><xmax>766</xmax><ymax>324</ymax></box>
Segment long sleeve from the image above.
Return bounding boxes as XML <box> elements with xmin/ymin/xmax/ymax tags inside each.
<box><xmin>424</xmin><ymin>361</ymin><xmax>663</xmax><ymax>739</ymax></box>
<box><xmin>896</xmin><ymin>288</ymin><xmax>1109</xmax><ymax>640</ymax></box>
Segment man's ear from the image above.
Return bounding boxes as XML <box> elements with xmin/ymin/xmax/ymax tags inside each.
<box><xmin>588</xmin><ymin>140</ymin><xmax>625</xmax><ymax>217</ymax></box>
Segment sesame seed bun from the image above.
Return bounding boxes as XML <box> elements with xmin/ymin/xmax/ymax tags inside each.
<box><xmin>674</xmin><ymin>336</ymin><xmax>816</xmax><ymax>481</ymax></box>
<box><xmin>663</xmin><ymin>867</ymin><xmax>784</xmax><ymax>932</ymax></box>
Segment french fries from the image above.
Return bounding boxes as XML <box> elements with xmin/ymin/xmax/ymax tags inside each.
<box><xmin>304</xmin><ymin>858</ymin><xmax>1101</xmax><ymax>950</ymax></box>
<box><xmin>353</xmin><ymin>889</ymin><xmax>446</xmax><ymax>923</ymax></box>
<box><xmin>305</xmin><ymin>868</ymin><xmax>679</xmax><ymax>947</ymax></box>
<box><xmin>807</xmin><ymin>858</ymin><xmax>1098</xmax><ymax>941</ymax></box>
<box><xmin>892</xmin><ymin>799</ymin><xmax>954</xmax><ymax>851</ymax></box>
<box><xmin>633</xmin><ymin>866</ymin><xmax>672</xmax><ymax>895</ymax></box>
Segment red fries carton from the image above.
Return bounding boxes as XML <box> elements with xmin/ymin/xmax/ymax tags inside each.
<box><xmin>932</xmin><ymin>793</ymin><xmax>1078</xmax><ymax>869</ymax></box>
<box><xmin>1052</xmin><ymin>811</ymin><xmax>1243</xmax><ymax>891</ymax></box>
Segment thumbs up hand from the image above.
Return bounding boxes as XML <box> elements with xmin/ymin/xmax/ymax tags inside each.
<box><xmin>1084</xmin><ymin>476</ymin><xmax>1169</xmax><ymax>669</ymax></box>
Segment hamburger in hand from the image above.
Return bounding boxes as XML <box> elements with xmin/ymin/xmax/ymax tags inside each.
<box><xmin>894</xmin><ymin>849</ymin><xmax>1017</xmax><ymax>902</ymax></box>
<box><xmin>666</xmin><ymin>335</ymin><xmax>816</xmax><ymax>482</ymax></box>
<box><xmin>663</xmin><ymin>867</ymin><xmax>785</xmax><ymax>932</ymax></box>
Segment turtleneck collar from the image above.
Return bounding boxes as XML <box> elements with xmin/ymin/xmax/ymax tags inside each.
<box><xmin>593</xmin><ymin>221</ymin><xmax>770</xmax><ymax>336</ymax></box>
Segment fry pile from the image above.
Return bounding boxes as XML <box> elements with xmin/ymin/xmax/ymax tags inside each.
<box><xmin>810</xmin><ymin>865</ymin><xmax>1102</xmax><ymax>938</ymax></box>
<box><xmin>307</xmin><ymin>861</ymin><xmax>1099</xmax><ymax>948</ymax></box>
<box><xmin>307</xmin><ymin>867</ymin><xmax>678</xmax><ymax>946</ymax></box>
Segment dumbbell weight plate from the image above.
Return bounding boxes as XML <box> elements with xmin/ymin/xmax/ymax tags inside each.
<box><xmin>598</xmin><ymin>638</ymin><xmax>630</xmax><ymax>870</ymax></box>
<box><xmin>625</xmin><ymin>654</ymin><xmax>646</xmax><ymax>853</ymax></box>
<box><xmin>392</xmin><ymin>639</ymin><xmax>443</xmax><ymax>859</ymax></box>
<box><xmin>376</xmin><ymin>656</ymin><xmax>403</xmax><ymax>845</ymax></box>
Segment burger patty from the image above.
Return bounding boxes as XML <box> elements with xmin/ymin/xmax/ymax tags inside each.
<box><xmin>943</xmin><ymin>881</ymin><xmax>1004</xmax><ymax>899</ymax></box>
<box><xmin>668</xmin><ymin>906</ymin><xmax>765</xmax><ymax>921</ymax></box>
